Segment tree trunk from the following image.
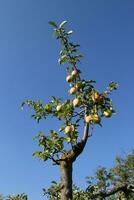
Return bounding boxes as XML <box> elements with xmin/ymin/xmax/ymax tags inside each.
<box><xmin>60</xmin><ymin>160</ymin><xmax>73</xmax><ymax>200</ymax></box>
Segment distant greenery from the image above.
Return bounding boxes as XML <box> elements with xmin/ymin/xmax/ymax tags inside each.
<box><xmin>1</xmin><ymin>152</ymin><xmax>133</xmax><ymax>199</ymax></box>
<box><xmin>43</xmin><ymin>150</ymin><xmax>134</xmax><ymax>200</ymax></box>
<box><xmin>0</xmin><ymin>194</ymin><xmax>27</xmax><ymax>200</ymax></box>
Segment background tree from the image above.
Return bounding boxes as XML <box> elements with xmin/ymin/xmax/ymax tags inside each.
<box><xmin>0</xmin><ymin>194</ymin><xmax>27</xmax><ymax>200</ymax></box>
<box><xmin>6</xmin><ymin>194</ymin><xmax>28</xmax><ymax>200</ymax></box>
<box><xmin>22</xmin><ymin>20</ymin><xmax>118</xmax><ymax>200</ymax></box>
<box><xmin>43</xmin><ymin>150</ymin><xmax>134</xmax><ymax>200</ymax></box>
<box><xmin>0</xmin><ymin>195</ymin><xmax>3</xmax><ymax>200</ymax></box>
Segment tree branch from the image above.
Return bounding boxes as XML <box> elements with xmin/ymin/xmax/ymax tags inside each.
<box><xmin>92</xmin><ymin>183</ymin><xmax>134</xmax><ymax>198</ymax></box>
<box><xmin>59</xmin><ymin>122</ymin><xmax>89</xmax><ymax>163</ymax></box>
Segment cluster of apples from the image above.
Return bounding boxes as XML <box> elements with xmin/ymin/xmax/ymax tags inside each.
<box><xmin>84</xmin><ymin>108</ymin><xmax>112</xmax><ymax>125</ymax></box>
<box><xmin>91</xmin><ymin>91</ymin><xmax>113</xmax><ymax>118</ymax></box>
<box><xmin>66</xmin><ymin>70</ymin><xmax>83</xmax><ymax>108</ymax></box>
<box><xmin>66</xmin><ymin>70</ymin><xmax>79</xmax><ymax>83</ymax></box>
<box><xmin>85</xmin><ymin>114</ymin><xmax>101</xmax><ymax>124</ymax></box>
<box><xmin>66</xmin><ymin>70</ymin><xmax>82</xmax><ymax>95</ymax></box>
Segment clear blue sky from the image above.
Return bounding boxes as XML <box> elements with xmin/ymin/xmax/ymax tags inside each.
<box><xmin>0</xmin><ymin>0</ymin><xmax>134</xmax><ymax>199</ymax></box>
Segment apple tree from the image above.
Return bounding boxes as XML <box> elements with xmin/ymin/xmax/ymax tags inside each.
<box><xmin>22</xmin><ymin>20</ymin><xmax>118</xmax><ymax>200</ymax></box>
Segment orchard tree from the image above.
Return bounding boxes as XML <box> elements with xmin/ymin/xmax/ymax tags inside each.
<box><xmin>22</xmin><ymin>21</ymin><xmax>118</xmax><ymax>200</ymax></box>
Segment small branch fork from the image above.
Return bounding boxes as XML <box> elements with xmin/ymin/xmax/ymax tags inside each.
<box><xmin>52</xmin><ymin>121</ymin><xmax>92</xmax><ymax>165</ymax></box>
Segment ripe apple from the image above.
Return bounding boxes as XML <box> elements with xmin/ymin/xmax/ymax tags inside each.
<box><xmin>73</xmin><ymin>98</ymin><xmax>81</xmax><ymax>107</ymax></box>
<box><xmin>71</xmin><ymin>70</ymin><xmax>79</xmax><ymax>78</ymax></box>
<box><xmin>91</xmin><ymin>92</ymin><xmax>102</xmax><ymax>102</ymax></box>
<box><xmin>56</xmin><ymin>104</ymin><xmax>62</xmax><ymax>112</ymax></box>
<box><xmin>75</xmin><ymin>82</ymin><xmax>82</xmax><ymax>90</ymax></box>
<box><xmin>84</xmin><ymin>115</ymin><xmax>92</xmax><ymax>123</ymax></box>
<box><xmin>103</xmin><ymin>110</ymin><xmax>112</xmax><ymax>117</ymax></box>
<box><xmin>66</xmin><ymin>75</ymin><xmax>73</xmax><ymax>82</ymax></box>
<box><xmin>92</xmin><ymin>114</ymin><xmax>101</xmax><ymax>123</ymax></box>
<box><xmin>64</xmin><ymin>125</ymin><xmax>75</xmax><ymax>134</ymax></box>
<box><xmin>69</xmin><ymin>87</ymin><xmax>77</xmax><ymax>95</ymax></box>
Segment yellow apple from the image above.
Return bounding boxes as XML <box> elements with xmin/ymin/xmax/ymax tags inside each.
<box><xmin>66</xmin><ymin>75</ymin><xmax>73</xmax><ymax>82</ymax></box>
<box><xmin>64</xmin><ymin>125</ymin><xmax>75</xmax><ymax>134</ymax></box>
<box><xmin>75</xmin><ymin>82</ymin><xmax>82</xmax><ymax>90</ymax></box>
<box><xmin>73</xmin><ymin>98</ymin><xmax>81</xmax><ymax>107</ymax></box>
<box><xmin>56</xmin><ymin>104</ymin><xmax>62</xmax><ymax>112</ymax></box>
<box><xmin>91</xmin><ymin>92</ymin><xmax>102</xmax><ymax>102</ymax></box>
<box><xmin>69</xmin><ymin>87</ymin><xmax>77</xmax><ymax>95</ymax></box>
<box><xmin>92</xmin><ymin>114</ymin><xmax>101</xmax><ymax>123</ymax></box>
<box><xmin>103</xmin><ymin>110</ymin><xmax>112</xmax><ymax>117</ymax></box>
<box><xmin>71</xmin><ymin>70</ymin><xmax>79</xmax><ymax>78</ymax></box>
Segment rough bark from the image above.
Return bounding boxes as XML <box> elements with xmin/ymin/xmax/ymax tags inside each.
<box><xmin>60</xmin><ymin>160</ymin><xmax>73</xmax><ymax>200</ymax></box>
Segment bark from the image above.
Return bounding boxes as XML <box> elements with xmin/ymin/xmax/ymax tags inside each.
<box><xmin>60</xmin><ymin>160</ymin><xmax>73</xmax><ymax>200</ymax></box>
<box><xmin>59</xmin><ymin>122</ymin><xmax>89</xmax><ymax>200</ymax></box>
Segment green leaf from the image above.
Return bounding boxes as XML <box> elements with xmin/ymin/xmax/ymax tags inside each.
<box><xmin>59</xmin><ymin>20</ymin><xmax>67</xmax><ymax>28</ymax></box>
<box><xmin>58</xmin><ymin>55</ymin><xmax>68</xmax><ymax>65</ymax></box>
<box><xmin>109</xmin><ymin>82</ymin><xmax>118</xmax><ymax>90</ymax></box>
<box><xmin>67</xmin><ymin>30</ymin><xmax>73</xmax><ymax>35</ymax></box>
<box><xmin>48</xmin><ymin>21</ymin><xmax>58</xmax><ymax>28</ymax></box>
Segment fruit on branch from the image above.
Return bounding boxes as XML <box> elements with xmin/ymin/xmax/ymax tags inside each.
<box><xmin>56</xmin><ymin>104</ymin><xmax>62</xmax><ymax>112</ymax></box>
<box><xmin>92</xmin><ymin>114</ymin><xmax>101</xmax><ymax>123</ymax></box>
<box><xmin>85</xmin><ymin>114</ymin><xmax>101</xmax><ymax>124</ymax></box>
<box><xmin>71</xmin><ymin>70</ymin><xmax>79</xmax><ymax>78</ymax></box>
<box><xmin>75</xmin><ymin>82</ymin><xmax>82</xmax><ymax>90</ymax></box>
<box><xmin>64</xmin><ymin>125</ymin><xmax>75</xmax><ymax>134</ymax></box>
<box><xmin>103</xmin><ymin>109</ymin><xmax>112</xmax><ymax>117</ymax></box>
<box><xmin>73</xmin><ymin>98</ymin><xmax>81</xmax><ymax>107</ymax></box>
<box><xmin>66</xmin><ymin>75</ymin><xmax>73</xmax><ymax>83</ymax></box>
<box><xmin>91</xmin><ymin>92</ymin><xmax>103</xmax><ymax>102</ymax></box>
<box><xmin>69</xmin><ymin>87</ymin><xmax>77</xmax><ymax>95</ymax></box>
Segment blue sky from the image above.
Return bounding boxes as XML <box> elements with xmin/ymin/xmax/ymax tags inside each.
<box><xmin>0</xmin><ymin>0</ymin><xmax>134</xmax><ymax>199</ymax></box>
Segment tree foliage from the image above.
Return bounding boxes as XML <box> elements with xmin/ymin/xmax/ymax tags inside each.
<box><xmin>0</xmin><ymin>194</ymin><xmax>27</xmax><ymax>200</ymax></box>
<box><xmin>43</xmin><ymin>151</ymin><xmax>134</xmax><ymax>199</ymax></box>
<box><xmin>22</xmin><ymin>20</ymin><xmax>118</xmax><ymax>165</ymax></box>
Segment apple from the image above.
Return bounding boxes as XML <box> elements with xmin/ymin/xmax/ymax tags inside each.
<box><xmin>75</xmin><ymin>82</ymin><xmax>82</xmax><ymax>90</ymax></box>
<box><xmin>103</xmin><ymin>110</ymin><xmax>112</xmax><ymax>117</ymax></box>
<box><xmin>92</xmin><ymin>114</ymin><xmax>101</xmax><ymax>123</ymax></box>
<box><xmin>73</xmin><ymin>98</ymin><xmax>81</xmax><ymax>107</ymax></box>
<box><xmin>66</xmin><ymin>75</ymin><xmax>73</xmax><ymax>82</ymax></box>
<box><xmin>56</xmin><ymin>104</ymin><xmax>62</xmax><ymax>112</ymax></box>
<box><xmin>69</xmin><ymin>87</ymin><xmax>77</xmax><ymax>95</ymax></box>
<box><xmin>71</xmin><ymin>70</ymin><xmax>79</xmax><ymax>78</ymax></box>
<box><xmin>84</xmin><ymin>115</ymin><xmax>92</xmax><ymax>123</ymax></box>
<box><xmin>64</xmin><ymin>125</ymin><xmax>75</xmax><ymax>134</ymax></box>
<box><xmin>91</xmin><ymin>92</ymin><xmax>102</xmax><ymax>102</ymax></box>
